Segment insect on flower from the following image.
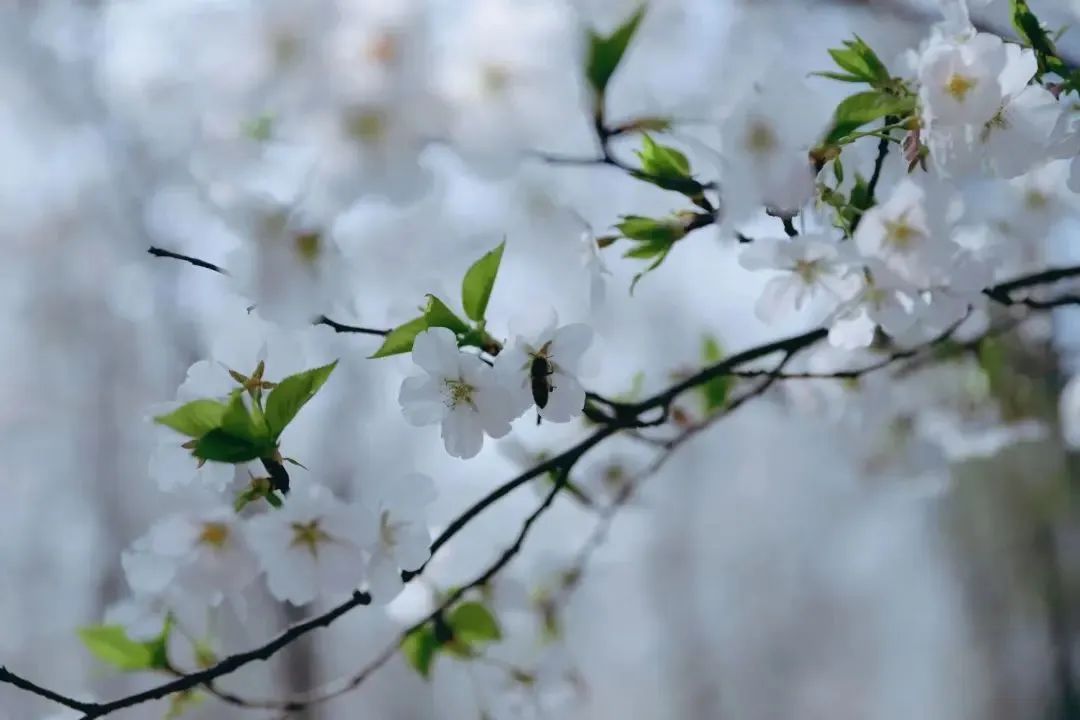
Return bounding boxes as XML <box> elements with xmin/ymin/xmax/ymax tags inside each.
<box><xmin>530</xmin><ymin>343</ymin><xmax>555</xmax><ymax>425</ymax></box>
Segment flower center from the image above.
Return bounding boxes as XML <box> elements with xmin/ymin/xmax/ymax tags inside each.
<box><xmin>793</xmin><ymin>259</ymin><xmax>820</xmax><ymax>284</ymax></box>
<box><xmin>482</xmin><ymin>64</ymin><xmax>511</xmax><ymax>95</ymax></box>
<box><xmin>883</xmin><ymin>216</ymin><xmax>920</xmax><ymax>251</ymax></box>
<box><xmin>345</xmin><ymin>109</ymin><xmax>386</xmax><ymax>142</ymax></box>
<box><xmin>367</xmin><ymin>33</ymin><xmax>398</xmax><ymax>65</ymax></box>
<box><xmin>945</xmin><ymin>73</ymin><xmax>976</xmax><ymax>101</ymax></box>
<box><xmin>1025</xmin><ymin>189</ymin><xmax>1049</xmax><ymax>210</ymax></box>
<box><xmin>290</xmin><ymin>519</ymin><xmax>332</xmax><ymax>558</ymax></box>
<box><xmin>444</xmin><ymin>378</ymin><xmax>477</xmax><ymax>410</ymax></box>
<box><xmin>379</xmin><ymin>509</ymin><xmax>399</xmax><ymax>548</ymax></box>
<box><xmin>294</xmin><ymin>231</ymin><xmax>321</xmax><ymax>264</ymax></box>
<box><xmin>198</xmin><ymin>522</ymin><xmax>230</xmax><ymax>550</ymax></box>
<box><xmin>745</xmin><ymin>120</ymin><xmax>778</xmax><ymax>155</ymax></box>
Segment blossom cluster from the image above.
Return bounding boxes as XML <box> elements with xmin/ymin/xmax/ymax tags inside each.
<box><xmin>730</xmin><ymin>23</ymin><xmax>1080</xmax><ymax>354</ymax></box>
<box><xmin>400</xmin><ymin>317</ymin><xmax>593</xmax><ymax>460</ymax></box>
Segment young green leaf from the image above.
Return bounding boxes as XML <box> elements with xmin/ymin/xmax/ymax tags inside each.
<box><xmin>448</xmin><ymin>602</ymin><xmax>502</xmax><ymax>645</ymax></box>
<box><xmin>616</xmin><ymin>216</ymin><xmax>687</xmax><ymax>244</ymax></box>
<box><xmin>78</xmin><ymin>625</ymin><xmax>160</xmax><ymax>672</ymax></box>
<box><xmin>1011</xmin><ymin>0</ymin><xmax>1066</xmax><ymax>76</ymax></box>
<box><xmin>461</xmin><ymin>241</ymin><xmax>506</xmax><ymax>323</ymax></box>
<box><xmin>423</xmin><ymin>294</ymin><xmax>471</xmax><ymax>335</ymax></box>
<box><xmin>636</xmin><ymin>134</ymin><xmax>691</xmax><ymax>179</ymax></box>
<box><xmin>585</xmin><ymin>6</ymin><xmax>646</xmax><ymax>96</ymax></box>
<box><xmin>826</xmin><ymin>36</ymin><xmax>891</xmax><ymax>86</ymax></box>
<box><xmin>401</xmin><ymin>625</ymin><xmax>439</xmax><ymax>679</ymax></box>
<box><xmin>826</xmin><ymin>91</ymin><xmax>913</xmax><ymax>145</ymax></box>
<box><xmin>194</xmin><ymin>428</ymin><xmax>274</xmax><ymax>464</ymax></box>
<box><xmin>220</xmin><ymin>392</ymin><xmax>264</xmax><ymax>443</ymax></box>
<box><xmin>629</xmin><ymin>243</ymin><xmax>675</xmax><ymax>294</ymax></box>
<box><xmin>369</xmin><ymin>316</ymin><xmax>429</xmax><ymax>359</ymax></box>
<box><xmin>154</xmin><ymin>399</ymin><xmax>227</xmax><ymax>438</ymax></box>
<box><xmin>264</xmin><ymin>361</ymin><xmax>338</xmax><ymax>438</ymax></box>
<box><xmin>699</xmin><ymin>336</ymin><xmax>732</xmax><ymax>413</ymax></box>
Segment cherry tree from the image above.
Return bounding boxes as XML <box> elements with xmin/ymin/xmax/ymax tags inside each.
<box><xmin>4</xmin><ymin>0</ymin><xmax>1080</xmax><ymax>718</ymax></box>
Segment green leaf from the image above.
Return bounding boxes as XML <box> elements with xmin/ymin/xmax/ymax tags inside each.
<box><xmin>220</xmin><ymin>392</ymin><xmax>263</xmax><ymax>442</ymax></box>
<box><xmin>154</xmin><ymin>399</ymin><xmax>227</xmax><ymax>438</ymax></box>
<box><xmin>264</xmin><ymin>361</ymin><xmax>338</xmax><ymax>438</ymax></box>
<box><xmin>369</xmin><ymin>316</ymin><xmax>429</xmax><ymax>359</ymax></box>
<box><xmin>636</xmin><ymin>134</ymin><xmax>690</xmax><ymax>178</ymax></box>
<box><xmin>586</xmin><ymin>6</ymin><xmax>646</xmax><ymax>96</ymax></box>
<box><xmin>826</xmin><ymin>36</ymin><xmax>891</xmax><ymax>85</ymax></box>
<box><xmin>699</xmin><ymin>336</ymin><xmax>731</xmax><ymax>413</ymax></box>
<box><xmin>623</xmin><ymin>239</ymin><xmax>671</xmax><ymax>260</ymax></box>
<box><xmin>631</xmin><ymin>134</ymin><xmax>706</xmax><ymax>196</ymax></box>
<box><xmin>78</xmin><ymin>625</ymin><xmax>159</xmax><ymax>672</ymax></box>
<box><xmin>401</xmin><ymin>626</ymin><xmax>439</xmax><ymax>678</ymax></box>
<box><xmin>242</xmin><ymin>114</ymin><xmax>274</xmax><ymax>142</ymax></box>
<box><xmin>629</xmin><ymin>243</ymin><xmax>674</xmax><ymax>295</ymax></box>
<box><xmin>461</xmin><ymin>241</ymin><xmax>506</xmax><ymax>323</ymax></box>
<box><xmin>810</xmin><ymin>70</ymin><xmax>870</xmax><ymax>83</ymax></box>
<box><xmin>1012</xmin><ymin>0</ymin><xmax>1067</xmax><ymax>76</ymax></box>
<box><xmin>826</xmin><ymin>91</ymin><xmax>913</xmax><ymax>145</ymax></box>
<box><xmin>194</xmin><ymin>428</ymin><xmax>273</xmax><ymax>464</ymax></box>
<box><xmin>424</xmin><ymin>294</ymin><xmax>470</xmax><ymax>335</ymax></box>
<box><xmin>449</xmin><ymin>602</ymin><xmax>502</xmax><ymax>644</ymax></box>
<box><xmin>616</xmin><ymin>216</ymin><xmax>687</xmax><ymax>244</ymax></box>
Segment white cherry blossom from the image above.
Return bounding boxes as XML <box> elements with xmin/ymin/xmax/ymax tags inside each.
<box><xmin>362</xmin><ymin>472</ymin><xmax>437</xmax><ymax>602</ymax></box>
<box><xmin>738</xmin><ymin>234</ymin><xmax>859</xmax><ymax>323</ymax></box>
<box><xmin>246</xmin><ymin>484</ymin><xmax>375</xmax><ymax>605</ymax></box>
<box><xmin>918</xmin><ymin>32</ymin><xmax>1007</xmax><ymax>127</ymax></box>
<box><xmin>495</xmin><ymin>314</ymin><xmax>593</xmax><ymax>423</ymax></box>
<box><xmin>399</xmin><ymin>327</ymin><xmax>516</xmax><ymax>459</ymax></box>
<box><xmin>854</xmin><ymin>177</ymin><xmax>957</xmax><ymax>287</ymax></box>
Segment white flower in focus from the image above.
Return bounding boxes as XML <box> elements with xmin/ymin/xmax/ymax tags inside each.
<box><xmin>918</xmin><ymin>32</ymin><xmax>1007</xmax><ymax>127</ymax></box>
<box><xmin>738</xmin><ymin>235</ymin><xmax>857</xmax><ymax>323</ymax></box>
<box><xmin>363</xmin><ymin>472</ymin><xmax>437</xmax><ymax>602</ymax></box>
<box><xmin>399</xmin><ymin>328</ymin><xmax>516</xmax><ymax>459</ymax></box>
<box><xmin>246</xmin><ymin>485</ymin><xmax>375</xmax><ymax>605</ymax></box>
<box><xmin>495</xmin><ymin>314</ymin><xmax>593</xmax><ymax>423</ymax></box>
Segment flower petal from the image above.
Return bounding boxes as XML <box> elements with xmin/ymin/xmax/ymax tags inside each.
<box><xmin>550</xmin><ymin>323</ymin><xmax>593</xmax><ymax>370</ymax></box>
<box><xmin>539</xmin><ymin>372</ymin><xmax>585</xmax><ymax>423</ymax></box>
<box><xmin>411</xmin><ymin>327</ymin><xmax>459</xmax><ymax>376</ymax></box>
<box><xmin>442</xmin><ymin>407</ymin><xmax>484</xmax><ymax>459</ymax></box>
<box><xmin>398</xmin><ymin>376</ymin><xmax>447</xmax><ymax>426</ymax></box>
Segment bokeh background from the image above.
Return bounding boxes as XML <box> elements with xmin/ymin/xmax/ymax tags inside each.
<box><xmin>4</xmin><ymin>0</ymin><xmax>1080</xmax><ymax>718</ymax></box>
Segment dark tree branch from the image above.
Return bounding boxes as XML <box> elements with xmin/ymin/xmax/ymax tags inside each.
<box><xmin>6</xmin><ymin>251</ymin><xmax>1077</xmax><ymax>717</ymax></box>
<box><xmin>147</xmin><ymin>247</ymin><xmax>227</xmax><ymax>274</ymax></box>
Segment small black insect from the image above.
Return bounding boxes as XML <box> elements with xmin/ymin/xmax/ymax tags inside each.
<box><xmin>261</xmin><ymin>456</ymin><xmax>291</xmax><ymax>495</ymax></box>
<box><xmin>530</xmin><ymin>343</ymin><xmax>555</xmax><ymax>425</ymax></box>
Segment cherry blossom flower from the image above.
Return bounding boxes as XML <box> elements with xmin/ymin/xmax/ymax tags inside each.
<box><xmin>246</xmin><ymin>484</ymin><xmax>375</xmax><ymax>605</ymax></box>
<box><xmin>827</xmin><ymin>267</ymin><xmax>923</xmax><ymax>349</ymax></box>
<box><xmin>918</xmin><ymin>32</ymin><xmax>1007</xmax><ymax>128</ymax></box>
<box><xmin>495</xmin><ymin>313</ymin><xmax>593</xmax><ymax>423</ymax></box>
<box><xmin>738</xmin><ymin>234</ymin><xmax>859</xmax><ymax>323</ymax></box>
<box><xmin>399</xmin><ymin>328</ymin><xmax>516</xmax><ymax>459</ymax></box>
<box><xmin>854</xmin><ymin>177</ymin><xmax>957</xmax><ymax>287</ymax></box>
<box><xmin>362</xmin><ymin>472</ymin><xmax>437</xmax><ymax>602</ymax></box>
